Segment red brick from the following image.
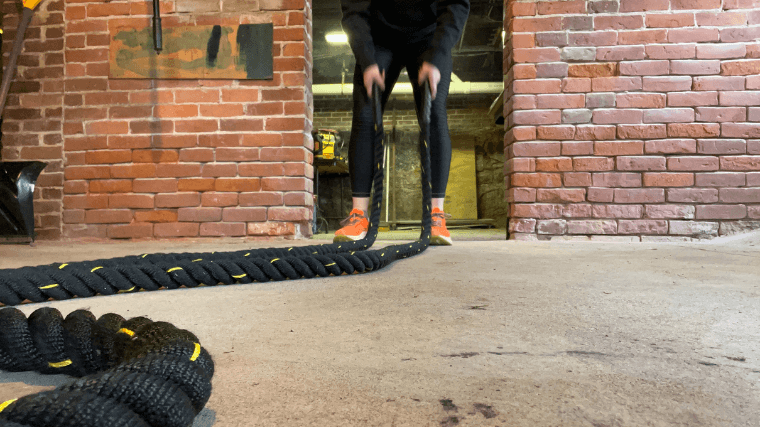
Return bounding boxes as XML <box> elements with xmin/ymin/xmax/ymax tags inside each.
<box><xmin>696</xmin><ymin>11</ymin><xmax>747</xmax><ymax>26</ymax></box>
<box><xmin>89</xmin><ymin>180</ymin><xmax>132</xmax><ymax>193</ymax></box>
<box><xmin>202</xmin><ymin>164</ymin><xmax>237</xmax><ymax>177</ymax></box>
<box><xmin>592</xmin><ymin>77</ymin><xmax>642</xmax><ymax>92</ymax></box>
<box><xmin>720</xmin><ymin>188</ymin><xmax>760</xmax><ymax>203</ymax></box>
<box><xmin>592</xmin><ymin>205</ymin><xmax>645</xmax><ymax>219</ymax></box>
<box><xmin>108</xmin><ymin>195</ymin><xmax>154</xmax><ymax>209</ymax></box>
<box><xmin>668</xmin><ymin>156</ymin><xmax>720</xmax><ymax>170</ymax></box>
<box><xmin>512</xmin><ymin>110</ymin><xmax>562</xmax><ymax>125</ymax></box>
<box><xmin>260</xmin><ymin>177</ymin><xmax>311</xmax><ymax>192</ymax></box>
<box><xmin>63</xmin><ymin>195</ymin><xmax>108</xmax><ymax>210</ymax></box>
<box><xmin>213</xmin><ymin>178</ymin><xmax>260</xmax><ymax>192</ymax></box>
<box><xmin>562</xmin><ymin>78</ymin><xmax>592</xmax><ymax>92</ymax></box>
<box><xmin>645</xmin><ymin>43</ymin><xmax>696</xmax><ymax>60</ymax></box>
<box><xmin>567</xmin><ymin>219</ymin><xmax>618</xmax><ymax>234</ymax></box>
<box><xmin>536</xmin><ymin>189</ymin><xmax>586</xmax><ymax>203</ymax></box>
<box><xmin>696</xmin><ymin>205</ymin><xmax>747</xmax><ymax>219</ymax></box>
<box><xmin>614</xmin><ymin>188</ymin><xmax>665</xmax><ymax>203</ymax></box>
<box><xmin>698</xmin><ymin>139</ymin><xmax>747</xmax><ymax>155</ymax></box>
<box><xmin>667</xmin><ymin>92</ymin><xmax>718</xmax><ymax>107</ymax></box>
<box><xmin>619</xmin><ymin>60</ymin><xmax>669</xmax><ymax>76</ymax></box>
<box><xmin>668</xmin><ymin>123</ymin><xmax>721</xmax><ymax>138</ymax></box>
<box><xmin>175</xmin><ymin>119</ymin><xmax>219</xmax><ymax>133</ymax></box>
<box><xmin>575</xmin><ymin>125</ymin><xmax>617</xmax><ymax>140</ymax></box>
<box><xmin>85</xmin><ymin>209</ymin><xmax>132</xmax><ymax>224</ymax></box>
<box><xmin>670</xmin><ymin>60</ymin><xmax>721</xmax><ymax>75</ymax></box>
<box><xmin>719</xmin><ymin>26</ymin><xmax>760</xmax><ymax>42</ymax></box>
<box><xmin>620</xmin><ymin>0</ymin><xmax>668</xmax><ymax>12</ymax></box>
<box><xmin>644</xmin><ymin>205</ymin><xmax>696</xmax><ymax>219</ymax></box>
<box><xmin>619</xmin><ymin>29</ymin><xmax>667</xmax><ymax>45</ymax></box>
<box><xmin>668</xmin><ymin>28</ymin><xmax>720</xmax><ymax>43</ymax></box>
<box><xmin>200</xmin><ymin>223</ymin><xmax>246</xmax><ymax>237</ymax></box>
<box><xmin>594</xmin><ymin>141</ymin><xmax>645</xmax><ymax>156</ymax></box>
<box><xmin>239</xmin><ymin>192</ymin><xmax>284</xmax><ymax>206</ymax></box>
<box><xmin>617</xmin><ymin>124</ymin><xmax>667</xmax><ymax>139</ymax></box>
<box><xmin>567</xmin><ymin>63</ymin><xmax>617</xmax><ymax>78</ymax></box>
<box><xmin>720</xmin><ymin>155</ymin><xmax>760</xmax><ymax>170</ymax></box>
<box><xmin>643</xmin><ymin>172</ymin><xmax>694</xmax><ymax>186</ymax></box>
<box><xmin>177</xmin><ymin>207</ymin><xmax>223</xmax><ymax>222</ymax></box>
<box><xmin>512</xmin><ymin>95</ymin><xmax>537</xmax><ymax>110</ymax></box>
<box><xmin>696</xmin><ymin>172</ymin><xmax>746</xmax><ymax>187</ymax></box>
<box><xmin>84</xmin><ymin>150</ymin><xmax>131</xmax><ymax>164</ymax></box>
<box><xmin>564</xmin><ymin>172</ymin><xmax>593</xmax><ymax>186</ymax></box>
<box><xmin>587</xmin><ymin>188</ymin><xmax>615</xmax><ymax>202</ymax></box>
<box><xmin>513</xmin><ymin>48</ymin><xmax>561</xmax><ymax>63</ymax></box>
<box><xmin>536</xmin><ymin>94</ymin><xmax>584</xmax><ymax>109</ymax></box>
<box><xmin>247</xmin><ymin>222</ymin><xmax>297</xmax><ymax>236</ymax></box>
<box><xmin>646</xmin><ymin>13</ymin><xmax>696</xmax><ymax>27</ymax></box>
<box><xmin>110</xmin><ymin>164</ymin><xmax>156</xmax><ymax>179</ymax></box>
<box><xmin>696</xmin><ymin>43</ymin><xmax>747</xmax><ymax>59</ymax></box>
<box><xmin>720</xmin><ymin>91</ymin><xmax>760</xmax><ymax>106</ymax></box>
<box><xmin>156</xmin><ymin>164</ymin><xmax>202</xmax><ymax>178</ymax></box>
<box><xmin>131</xmin><ymin>150</ymin><xmax>177</xmax><ymax>163</ymax></box>
<box><xmin>592</xmin><ymin>172</ymin><xmax>642</xmax><ymax>187</ymax></box>
<box><xmin>200</xmin><ymin>192</ymin><xmax>239</xmax><ymax>207</ymax></box>
<box><xmin>134</xmin><ymin>210</ymin><xmax>178</xmax><ymax>223</ymax></box>
<box><xmin>723</xmin><ymin>0</ymin><xmax>760</xmax><ymax>9</ymax></box>
<box><xmin>642</xmin><ymin>76</ymin><xmax>692</xmax><ymax>91</ymax></box>
<box><xmin>199</xmin><ymin>104</ymin><xmax>245</xmax><ymax>117</ymax></box>
<box><xmin>692</xmin><ymin>76</ymin><xmax>745</xmax><ymax>91</ymax></box>
<box><xmin>573</xmin><ymin>157</ymin><xmax>615</xmax><ymax>171</ymax></box>
<box><xmin>221</xmin><ymin>207</ymin><xmax>267</xmax><ymax>222</ymax></box>
<box><xmin>616</xmin><ymin>93</ymin><xmax>665</xmax><ymax>109</ymax></box>
<box><xmin>594</xmin><ymin>15</ymin><xmax>644</xmax><ymax>30</ymax></box>
<box><xmin>508</xmin><ymin>188</ymin><xmax>538</xmax><ymax>203</ymax></box>
<box><xmin>107</xmin><ymin>223</ymin><xmax>153</xmax><ymax>239</ymax></box>
<box><xmin>514</xmin><ymin>79</ymin><xmax>562</xmax><ymax>94</ymax></box>
<box><xmin>177</xmin><ymin>178</ymin><xmax>215</xmax><ymax>192</ymax></box>
<box><xmin>618</xmin><ymin>220</ymin><xmax>669</xmax><ymax>234</ymax></box>
<box><xmin>696</xmin><ymin>107</ymin><xmax>746</xmax><ymax>122</ymax></box>
<box><xmin>537</xmin><ymin>0</ymin><xmax>587</xmax><ymax>15</ymax></box>
<box><xmin>671</xmin><ymin>0</ymin><xmax>721</xmax><ymax>9</ymax></box>
<box><xmin>535</xmin><ymin>158</ymin><xmax>573</xmax><ymax>172</ymax></box>
<box><xmin>643</xmin><ymin>108</ymin><xmax>695</xmax><ymax>123</ymax></box>
<box><xmin>617</xmin><ymin>156</ymin><xmax>667</xmax><ymax>171</ymax></box>
<box><xmin>513</xmin><ymin>17</ymin><xmax>562</xmax><ymax>32</ymax></box>
<box><xmin>154</xmin><ymin>223</ymin><xmax>200</xmax><ymax>238</ymax></box>
<box><xmin>748</xmin><ymin>75</ymin><xmax>760</xmax><ymax>89</ymax></box>
<box><xmin>667</xmin><ymin>188</ymin><xmax>719</xmax><ymax>203</ymax></box>
<box><xmin>537</xmin><ymin>125</ymin><xmax>576</xmax><ymax>140</ymax></box>
<box><xmin>567</xmin><ymin>31</ymin><xmax>618</xmax><ymax>46</ymax></box>
<box><xmin>512</xmin><ymin>34</ymin><xmax>536</xmax><ymax>49</ymax></box>
<box><xmin>179</xmin><ymin>148</ymin><xmax>214</xmax><ymax>162</ymax></box>
<box><xmin>155</xmin><ymin>193</ymin><xmax>201</xmax><ymax>208</ymax></box>
<box><xmin>721</xmin><ymin>59</ymin><xmax>760</xmax><ymax>75</ymax></box>
<box><xmin>592</xmin><ymin>109</ymin><xmax>643</xmax><ymax>124</ymax></box>
<box><xmin>561</xmin><ymin>141</ymin><xmax>594</xmax><ymax>155</ymax></box>
<box><xmin>645</xmin><ymin>138</ymin><xmax>698</xmax><ymax>153</ymax></box>
<box><xmin>722</xmin><ymin>124</ymin><xmax>760</xmax><ymax>138</ymax></box>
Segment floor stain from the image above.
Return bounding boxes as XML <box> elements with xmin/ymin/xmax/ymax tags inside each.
<box><xmin>441</xmin><ymin>352</ymin><xmax>479</xmax><ymax>358</ymax></box>
<box><xmin>473</xmin><ymin>403</ymin><xmax>498</xmax><ymax>419</ymax></box>
<box><xmin>439</xmin><ymin>399</ymin><xmax>458</xmax><ymax>412</ymax></box>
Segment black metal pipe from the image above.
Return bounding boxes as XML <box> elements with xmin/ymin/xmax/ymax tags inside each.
<box><xmin>0</xmin><ymin>7</ymin><xmax>34</xmax><ymax>119</ymax></box>
<box><xmin>153</xmin><ymin>0</ymin><xmax>162</xmax><ymax>53</ymax></box>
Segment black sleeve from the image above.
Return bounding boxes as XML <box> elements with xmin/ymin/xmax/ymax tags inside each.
<box><xmin>421</xmin><ymin>0</ymin><xmax>470</xmax><ymax>71</ymax></box>
<box><xmin>340</xmin><ymin>0</ymin><xmax>376</xmax><ymax>73</ymax></box>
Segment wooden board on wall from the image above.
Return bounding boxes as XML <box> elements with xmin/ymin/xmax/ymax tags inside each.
<box><xmin>443</xmin><ymin>135</ymin><xmax>478</xmax><ymax>220</ymax></box>
<box><xmin>109</xmin><ymin>23</ymin><xmax>273</xmax><ymax>79</ymax></box>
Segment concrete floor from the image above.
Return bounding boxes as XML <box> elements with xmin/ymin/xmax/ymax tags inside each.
<box><xmin>0</xmin><ymin>231</ymin><xmax>758</xmax><ymax>426</ymax></box>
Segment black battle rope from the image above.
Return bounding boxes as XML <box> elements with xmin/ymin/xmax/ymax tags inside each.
<box><xmin>0</xmin><ymin>307</ymin><xmax>214</xmax><ymax>427</ymax></box>
<box><xmin>0</xmin><ymin>81</ymin><xmax>434</xmax><ymax>306</ymax></box>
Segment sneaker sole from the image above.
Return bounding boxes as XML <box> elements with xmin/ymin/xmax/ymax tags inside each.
<box><xmin>333</xmin><ymin>231</ymin><xmax>366</xmax><ymax>243</ymax></box>
<box><xmin>430</xmin><ymin>235</ymin><xmax>452</xmax><ymax>246</ymax></box>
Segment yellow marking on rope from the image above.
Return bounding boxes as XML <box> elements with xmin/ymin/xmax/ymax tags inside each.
<box><xmin>167</xmin><ymin>267</ymin><xmax>183</xmax><ymax>273</ymax></box>
<box><xmin>39</xmin><ymin>284</ymin><xmax>58</xmax><ymax>290</ymax></box>
<box><xmin>288</xmin><ymin>247</ymin><xmax>293</xmax><ymax>251</ymax></box>
<box><xmin>190</xmin><ymin>342</ymin><xmax>201</xmax><ymax>361</ymax></box>
<box><xmin>118</xmin><ymin>286</ymin><xmax>136</xmax><ymax>293</ymax></box>
<box><xmin>244</xmin><ymin>253</ymin><xmax>250</xmax><ymax>257</ymax></box>
<box><xmin>58</xmin><ymin>264</ymin><xmax>68</xmax><ymax>269</ymax></box>
<box><xmin>118</xmin><ymin>328</ymin><xmax>135</xmax><ymax>337</ymax></box>
<box><xmin>0</xmin><ymin>399</ymin><xmax>17</xmax><ymax>413</ymax></box>
<box><xmin>271</xmin><ymin>258</ymin><xmax>280</xmax><ymax>263</ymax></box>
<box><xmin>313</xmin><ymin>251</ymin><xmax>317</xmax><ymax>254</ymax></box>
<box><xmin>48</xmin><ymin>359</ymin><xmax>72</xmax><ymax>368</ymax></box>
<box><xmin>381</xmin><ymin>253</ymin><xmax>385</xmax><ymax>256</ymax></box>
<box><xmin>325</xmin><ymin>262</ymin><xmax>336</xmax><ymax>267</ymax></box>
<box><xmin>232</xmin><ymin>274</ymin><xmax>246</xmax><ymax>279</ymax></box>
<box><xmin>192</xmin><ymin>259</ymin><xmax>202</xmax><ymax>262</ymax></box>
<box><xmin>91</xmin><ymin>267</ymin><xmax>103</xmax><ymax>273</ymax></box>
<box><xmin>141</xmin><ymin>254</ymin><xmax>148</xmax><ymax>258</ymax></box>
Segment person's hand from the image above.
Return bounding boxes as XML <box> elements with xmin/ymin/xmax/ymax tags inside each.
<box><xmin>363</xmin><ymin>64</ymin><xmax>385</xmax><ymax>98</ymax></box>
<box><xmin>418</xmin><ymin>61</ymin><xmax>440</xmax><ymax>100</ymax></box>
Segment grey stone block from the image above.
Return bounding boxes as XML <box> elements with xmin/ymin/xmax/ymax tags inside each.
<box><xmin>586</xmin><ymin>93</ymin><xmax>616</xmax><ymax>108</ymax></box>
<box><xmin>562</xmin><ymin>109</ymin><xmax>593</xmax><ymax>124</ymax></box>
<box><xmin>561</xmin><ymin>47</ymin><xmax>597</xmax><ymax>62</ymax></box>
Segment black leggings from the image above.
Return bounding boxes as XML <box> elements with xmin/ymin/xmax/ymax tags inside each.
<box><xmin>348</xmin><ymin>38</ymin><xmax>453</xmax><ymax>199</ymax></box>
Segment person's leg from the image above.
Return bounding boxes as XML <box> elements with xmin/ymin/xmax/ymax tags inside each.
<box><xmin>347</xmin><ymin>43</ymin><xmax>404</xmax><ymax>212</ymax></box>
<box><xmin>405</xmin><ymin>43</ymin><xmax>453</xmax><ymax>211</ymax></box>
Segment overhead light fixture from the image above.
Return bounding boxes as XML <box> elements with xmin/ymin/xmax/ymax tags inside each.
<box><xmin>325</xmin><ymin>32</ymin><xmax>348</xmax><ymax>44</ymax></box>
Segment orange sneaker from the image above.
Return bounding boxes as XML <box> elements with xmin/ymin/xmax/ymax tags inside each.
<box><xmin>430</xmin><ymin>207</ymin><xmax>452</xmax><ymax>246</ymax></box>
<box><xmin>334</xmin><ymin>209</ymin><xmax>369</xmax><ymax>242</ymax></box>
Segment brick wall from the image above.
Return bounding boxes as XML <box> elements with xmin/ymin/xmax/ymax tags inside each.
<box><xmin>1</xmin><ymin>0</ymin><xmax>66</xmax><ymax>240</ymax></box>
<box><xmin>505</xmin><ymin>0</ymin><xmax>760</xmax><ymax>241</ymax></box>
<box><xmin>2</xmin><ymin>0</ymin><xmax>314</xmax><ymax>241</ymax></box>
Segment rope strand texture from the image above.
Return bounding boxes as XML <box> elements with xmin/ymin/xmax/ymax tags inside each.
<box><xmin>0</xmin><ymin>81</ymin><xmax>434</xmax><ymax>307</ymax></box>
<box><xmin>0</xmin><ymin>307</ymin><xmax>214</xmax><ymax>427</ymax></box>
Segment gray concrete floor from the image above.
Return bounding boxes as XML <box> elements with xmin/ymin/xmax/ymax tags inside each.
<box><xmin>0</xmin><ymin>231</ymin><xmax>758</xmax><ymax>426</ymax></box>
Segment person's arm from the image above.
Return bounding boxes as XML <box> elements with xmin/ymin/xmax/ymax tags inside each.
<box><xmin>341</xmin><ymin>0</ymin><xmax>376</xmax><ymax>73</ymax></box>
<box><xmin>421</xmin><ymin>0</ymin><xmax>470</xmax><ymax>71</ymax></box>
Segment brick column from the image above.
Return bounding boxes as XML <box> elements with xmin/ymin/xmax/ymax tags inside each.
<box><xmin>504</xmin><ymin>0</ymin><xmax>760</xmax><ymax>241</ymax></box>
<box><xmin>60</xmin><ymin>0</ymin><xmax>314</xmax><ymax>240</ymax></box>
<box><xmin>1</xmin><ymin>0</ymin><xmax>66</xmax><ymax>240</ymax></box>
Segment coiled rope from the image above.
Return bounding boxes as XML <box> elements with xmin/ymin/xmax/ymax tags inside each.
<box><xmin>0</xmin><ymin>81</ymin><xmax>435</xmax><ymax>306</ymax></box>
<box><xmin>0</xmin><ymin>307</ymin><xmax>214</xmax><ymax>427</ymax></box>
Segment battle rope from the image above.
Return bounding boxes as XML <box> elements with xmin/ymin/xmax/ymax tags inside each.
<box><xmin>0</xmin><ymin>81</ymin><xmax>435</xmax><ymax>306</ymax></box>
<box><xmin>0</xmin><ymin>307</ymin><xmax>214</xmax><ymax>427</ymax></box>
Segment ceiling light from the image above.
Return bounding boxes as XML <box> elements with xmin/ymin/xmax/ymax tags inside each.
<box><xmin>325</xmin><ymin>32</ymin><xmax>348</xmax><ymax>44</ymax></box>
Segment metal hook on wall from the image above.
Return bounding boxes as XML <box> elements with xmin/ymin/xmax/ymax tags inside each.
<box><xmin>153</xmin><ymin>0</ymin><xmax>162</xmax><ymax>54</ymax></box>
